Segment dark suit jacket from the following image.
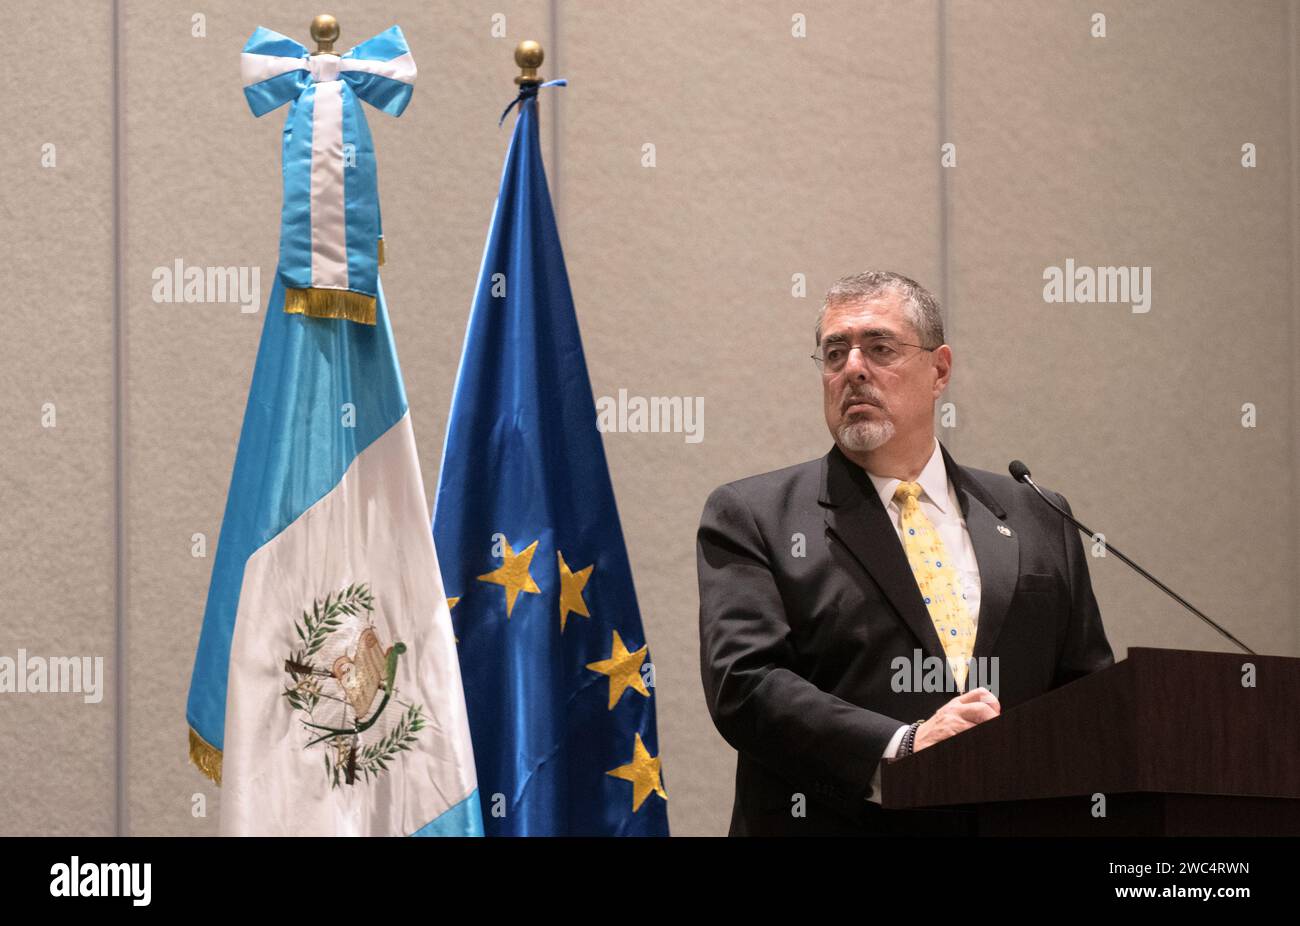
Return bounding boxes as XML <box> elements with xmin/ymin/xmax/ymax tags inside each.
<box><xmin>696</xmin><ymin>440</ymin><xmax>1114</xmax><ymax>835</ymax></box>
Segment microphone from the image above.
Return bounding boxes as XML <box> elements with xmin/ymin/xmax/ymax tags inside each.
<box><xmin>1008</xmin><ymin>460</ymin><xmax>1256</xmax><ymax>655</ymax></box>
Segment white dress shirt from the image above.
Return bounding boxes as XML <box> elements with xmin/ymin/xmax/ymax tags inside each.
<box><xmin>862</xmin><ymin>436</ymin><xmax>983</xmax><ymax>805</ymax></box>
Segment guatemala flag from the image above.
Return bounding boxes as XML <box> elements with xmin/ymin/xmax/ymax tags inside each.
<box><xmin>186</xmin><ymin>23</ymin><xmax>481</xmax><ymax>836</ymax></box>
<box><xmin>185</xmin><ymin>279</ymin><xmax>482</xmax><ymax>836</ymax></box>
<box><xmin>432</xmin><ymin>82</ymin><xmax>670</xmax><ymax>836</ymax></box>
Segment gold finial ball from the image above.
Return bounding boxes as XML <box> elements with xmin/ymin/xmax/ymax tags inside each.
<box><xmin>311</xmin><ymin>14</ymin><xmax>340</xmax><ymax>46</ymax></box>
<box><xmin>514</xmin><ymin>40</ymin><xmax>544</xmax><ymax>70</ymax></box>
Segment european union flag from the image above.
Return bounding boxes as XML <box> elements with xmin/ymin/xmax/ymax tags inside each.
<box><xmin>432</xmin><ymin>81</ymin><xmax>669</xmax><ymax>836</ymax></box>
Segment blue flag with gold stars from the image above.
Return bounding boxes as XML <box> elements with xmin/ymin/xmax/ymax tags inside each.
<box><xmin>431</xmin><ymin>82</ymin><xmax>669</xmax><ymax>836</ymax></box>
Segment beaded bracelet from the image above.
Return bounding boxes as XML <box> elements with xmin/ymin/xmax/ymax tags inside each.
<box><xmin>898</xmin><ymin>719</ymin><xmax>925</xmax><ymax>757</ymax></box>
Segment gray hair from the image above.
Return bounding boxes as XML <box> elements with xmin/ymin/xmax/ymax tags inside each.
<box><xmin>814</xmin><ymin>271</ymin><xmax>945</xmax><ymax>349</ymax></box>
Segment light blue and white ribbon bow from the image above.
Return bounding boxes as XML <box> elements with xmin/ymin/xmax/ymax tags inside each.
<box><xmin>241</xmin><ymin>25</ymin><xmax>416</xmax><ymax>324</ymax></box>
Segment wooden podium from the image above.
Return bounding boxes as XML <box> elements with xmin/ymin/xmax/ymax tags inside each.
<box><xmin>880</xmin><ymin>647</ymin><xmax>1300</xmax><ymax>835</ymax></box>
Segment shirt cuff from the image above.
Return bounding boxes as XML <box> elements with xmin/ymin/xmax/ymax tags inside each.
<box><xmin>865</xmin><ymin>724</ymin><xmax>912</xmax><ymax>805</ymax></box>
<box><xmin>883</xmin><ymin>723</ymin><xmax>910</xmax><ymax>760</ymax></box>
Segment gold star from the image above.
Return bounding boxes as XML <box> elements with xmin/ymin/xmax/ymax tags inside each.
<box><xmin>557</xmin><ymin>551</ymin><xmax>593</xmax><ymax>632</ymax></box>
<box><xmin>586</xmin><ymin>631</ymin><xmax>649</xmax><ymax>709</ymax></box>
<box><xmin>606</xmin><ymin>733</ymin><xmax>666</xmax><ymax>812</ymax></box>
<box><xmin>447</xmin><ymin>596</ymin><xmax>460</xmax><ymax>643</ymax></box>
<box><xmin>476</xmin><ymin>539</ymin><xmax>541</xmax><ymax>617</ymax></box>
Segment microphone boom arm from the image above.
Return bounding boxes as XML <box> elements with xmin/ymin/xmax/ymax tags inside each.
<box><xmin>1010</xmin><ymin>462</ymin><xmax>1256</xmax><ymax>656</ymax></box>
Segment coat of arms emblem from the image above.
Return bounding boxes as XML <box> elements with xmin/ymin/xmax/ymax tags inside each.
<box><xmin>282</xmin><ymin>583</ymin><xmax>426</xmax><ymax>787</ymax></box>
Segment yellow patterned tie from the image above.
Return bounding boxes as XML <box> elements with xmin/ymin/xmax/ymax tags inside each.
<box><xmin>892</xmin><ymin>482</ymin><xmax>977</xmax><ymax>690</ymax></box>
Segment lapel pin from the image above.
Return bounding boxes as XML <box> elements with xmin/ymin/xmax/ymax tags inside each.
<box><xmin>997</xmin><ymin>524</ymin><xmax>1012</xmax><ymax>537</ymax></box>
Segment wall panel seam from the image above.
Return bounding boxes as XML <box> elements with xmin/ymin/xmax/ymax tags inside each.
<box><xmin>111</xmin><ymin>0</ymin><xmax>128</xmax><ymax>836</ymax></box>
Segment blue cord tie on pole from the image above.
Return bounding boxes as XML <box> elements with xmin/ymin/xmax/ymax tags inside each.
<box><xmin>499</xmin><ymin>78</ymin><xmax>568</xmax><ymax>126</ymax></box>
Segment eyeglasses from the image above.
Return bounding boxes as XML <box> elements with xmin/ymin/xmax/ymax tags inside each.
<box><xmin>811</xmin><ymin>335</ymin><xmax>937</xmax><ymax>373</ymax></box>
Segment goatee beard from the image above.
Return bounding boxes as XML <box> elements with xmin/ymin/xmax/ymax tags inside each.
<box><xmin>838</xmin><ymin>417</ymin><xmax>895</xmax><ymax>452</ymax></box>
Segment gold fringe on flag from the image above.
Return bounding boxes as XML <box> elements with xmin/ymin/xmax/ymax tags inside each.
<box><xmin>188</xmin><ymin>727</ymin><xmax>223</xmax><ymax>786</ymax></box>
<box><xmin>284</xmin><ymin>287</ymin><xmax>377</xmax><ymax>326</ymax></box>
<box><xmin>378</xmin><ymin>237</ymin><xmax>386</xmax><ymax>266</ymax></box>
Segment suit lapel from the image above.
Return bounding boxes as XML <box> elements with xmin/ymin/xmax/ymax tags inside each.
<box><xmin>820</xmin><ymin>441</ymin><xmax>1020</xmax><ymax>666</ymax></box>
<box><xmin>940</xmin><ymin>442</ymin><xmax>1018</xmax><ymax>660</ymax></box>
<box><xmin>821</xmin><ymin>446</ymin><xmax>946</xmax><ymax>662</ymax></box>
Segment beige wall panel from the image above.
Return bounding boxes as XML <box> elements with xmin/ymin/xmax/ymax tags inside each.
<box><xmin>122</xmin><ymin>1</ymin><xmax>553</xmax><ymax>834</ymax></box>
<box><xmin>0</xmin><ymin>1</ymin><xmax>117</xmax><ymax>834</ymax></box>
<box><xmin>559</xmin><ymin>0</ymin><xmax>942</xmax><ymax>834</ymax></box>
<box><xmin>946</xmin><ymin>1</ymin><xmax>1297</xmax><ymax>662</ymax></box>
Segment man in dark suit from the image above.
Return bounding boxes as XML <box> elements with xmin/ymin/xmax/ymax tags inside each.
<box><xmin>697</xmin><ymin>271</ymin><xmax>1114</xmax><ymax>835</ymax></box>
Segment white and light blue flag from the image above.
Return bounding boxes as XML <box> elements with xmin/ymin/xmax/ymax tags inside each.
<box><xmin>185</xmin><ymin>25</ymin><xmax>481</xmax><ymax>836</ymax></box>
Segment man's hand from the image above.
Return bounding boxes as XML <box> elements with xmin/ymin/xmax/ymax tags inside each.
<box><xmin>914</xmin><ymin>686</ymin><xmax>1000</xmax><ymax>752</ymax></box>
